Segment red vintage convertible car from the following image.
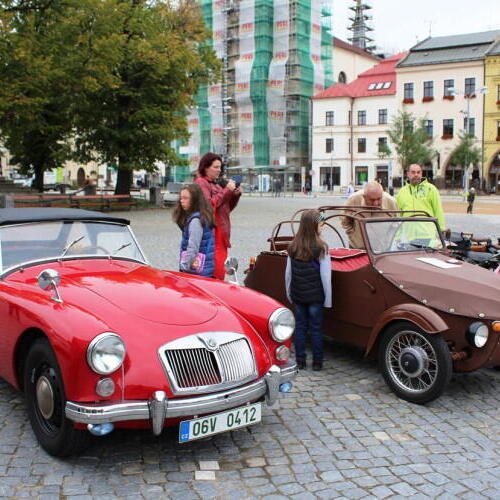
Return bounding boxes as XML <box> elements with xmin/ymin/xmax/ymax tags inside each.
<box><xmin>245</xmin><ymin>206</ymin><xmax>500</xmax><ymax>404</ymax></box>
<box><xmin>0</xmin><ymin>208</ymin><xmax>296</xmax><ymax>456</ymax></box>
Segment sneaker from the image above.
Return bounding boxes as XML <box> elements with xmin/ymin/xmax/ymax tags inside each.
<box><xmin>296</xmin><ymin>359</ymin><xmax>306</xmax><ymax>370</ymax></box>
<box><xmin>312</xmin><ymin>361</ymin><xmax>323</xmax><ymax>371</ymax></box>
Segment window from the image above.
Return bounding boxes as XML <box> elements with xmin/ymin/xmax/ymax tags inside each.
<box><xmin>375</xmin><ymin>82</ymin><xmax>384</xmax><ymax>90</ymax></box>
<box><xmin>465</xmin><ymin>77</ymin><xmax>476</xmax><ymax>96</ymax></box>
<box><xmin>404</xmin><ymin>82</ymin><xmax>414</xmax><ymax>100</ymax></box>
<box><xmin>424</xmin><ymin>119</ymin><xmax>433</xmax><ymax>137</ymax></box>
<box><xmin>378</xmin><ymin>109</ymin><xmax>388</xmax><ymax>124</ymax></box>
<box><xmin>338</xmin><ymin>71</ymin><xmax>347</xmax><ymax>84</ymax></box>
<box><xmin>358</xmin><ymin>138</ymin><xmax>366</xmax><ymax>153</ymax></box>
<box><xmin>444</xmin><ymin>79</ymin><xmax>454</xmax><ymax>97</ymax></box>
<box><xmin>443</xmin><ymin>119</ymin><xmax>454</xmax><ymax>138</ymax></box>
<box><xmin>348</xmin><ymin>110</ymin><xmax>352</xmax><ymax>125</ymax></box>
<box><xmin>348</xmin><ymin>138</ymin><xmax>352</xmax><ymax>153</ymax></box>
<box><xmin>355</xmin><ymin>166</ymin><xmax>368</xmax><ymax>185</ymax></box>
<box><xmin>465</xmin><ymin>117</ymin><xmax>475</xmax><ymax>136</ymax></box>
<box><xmin>497</xmin><ymin>121</ymin><xmax>500</xmax><ymax>139</ymax></box>
<box><xmin>368</xmin><ymin>83</ymin><xmax>376</xmax><ymax>90</ymax></box>
<box><xmin>325</xmin><ymin>111</ymin><xmax>334</xmax><ymax>126</ymax></box>
<box><xmin>497</xmin><ymin>85</ymin><xmax>500</xmax><ymax>102</ymax></box>
<box><xmin>357</xmin><ymin>110</ymin><xmax>366</xmax><ymax>125</ymax></box>
<box><xmin>382</xmin><ymin>82</ymin><xmax>392</xmax><ymax>89</ymax></box>
<box><xmin>378</xmin><ymin>137</ymin><xmax>388</xmax><ymax>153</ymax></box>
<box><xmin>423</xmin><ymin>81</ymin><xmax>434</xmax><ymax>99</ymax></box>
<box><xmin>326</xmin><ymin>138</ymin><xmax>334</xmax><ymax>153</ymax></box>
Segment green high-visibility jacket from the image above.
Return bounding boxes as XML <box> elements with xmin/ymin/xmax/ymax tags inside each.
<box><xmin>396</xmin><ymin>179</ymin><xmax>445</xmax><ymax>230</ymax></box>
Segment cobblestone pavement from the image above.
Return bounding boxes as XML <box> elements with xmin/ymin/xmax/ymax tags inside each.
<box><xmin>1</xmin><ymin>197</ymin><xmax>499</xmax><ymax>499</ymax></box>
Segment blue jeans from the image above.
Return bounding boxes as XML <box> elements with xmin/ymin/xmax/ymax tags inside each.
<box><xmin>293</xmin><ymin>302</ymin><xmax>324</xmax><ymax>363</ymax></box>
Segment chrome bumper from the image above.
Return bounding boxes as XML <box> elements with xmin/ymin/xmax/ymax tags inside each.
<box><xmin>65</xmin><ymin>363</ymin><xmax>297</xmax><ymax>435</ymax></box>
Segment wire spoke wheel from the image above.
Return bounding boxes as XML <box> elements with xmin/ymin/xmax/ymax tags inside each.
<box><xmin>378</xmin><ymin>322</ymin><xmax>452</xmax><ymax>404</ymax></box>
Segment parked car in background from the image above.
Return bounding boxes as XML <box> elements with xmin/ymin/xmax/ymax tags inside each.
<box><xmin>0</xmin><ymin>208</ymin><xmax>296</xmax><ymax>456</ymax></box>
<box><xmin>245</xmin><ymin>206</ymin><xmax>500</xmax><ymax>404</ymax></box>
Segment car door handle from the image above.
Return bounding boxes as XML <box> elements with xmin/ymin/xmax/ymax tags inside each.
<box><xmin>363</xmin><ymin>280</ymin><xmax>376</xmax><ymax>293</ymax></box>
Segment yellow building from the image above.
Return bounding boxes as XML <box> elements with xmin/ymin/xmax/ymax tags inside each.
<box><xmin>484</xmin><ymin>40</ymin><xmax>500</xmax><ymax>192</ymax></box>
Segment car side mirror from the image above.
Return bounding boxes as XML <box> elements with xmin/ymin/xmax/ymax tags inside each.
<box><xmin>37</xmin><ymin>269</ymin><xmax>63</xmax><ymax>303</ymax></box>
<box><xmin>224</xmin><ymin>257</ymin><xmax>239</xmax><ymax>285</ymax></box>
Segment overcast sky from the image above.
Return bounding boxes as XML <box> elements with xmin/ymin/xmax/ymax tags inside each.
<box><xmin>333</xmin><ymin>0</ymin><xmax>500</xmax><ymax>55</ymax></box>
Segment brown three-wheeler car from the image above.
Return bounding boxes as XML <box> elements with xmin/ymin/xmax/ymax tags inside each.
<box><xmin>244</xmin><ymin>206</ymin><xmax>500</xmax><ymax>404</ymax></box>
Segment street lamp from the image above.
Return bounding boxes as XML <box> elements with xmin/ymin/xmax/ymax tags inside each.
<box><xmin>449</xmin><ymin>85</ymin><xmax>488</xmax><ymax>192</ymax></box>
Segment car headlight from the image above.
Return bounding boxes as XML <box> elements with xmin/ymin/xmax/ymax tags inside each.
<box><xmin>87</xmin><ymin>333</ymin><xmax>126</xmax><ymax>375</ymax></box>
<box><xmin>467</xmin><ymin>322</ymin><xmax>489</xmax><ymax>348</ymax></box>
<box><xmin>269</xmin><ymin>308</ymin><xmax>295</xmax><ymax>342</ymax></box>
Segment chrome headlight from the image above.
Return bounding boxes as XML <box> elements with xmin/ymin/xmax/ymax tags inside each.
<box><xmin>467</xmin><ymin>322</ymin><xmax>489</xmax><ymax>348</ymax></box>
<box><xmin>269</xmin><ymin>308</ymin><xmax>295</xmax><ymax>342</ymax></box>
<box><xmin>87</xmin><ymin>333</ymin><xmax>126</xmax><ymax>374</ymax></box>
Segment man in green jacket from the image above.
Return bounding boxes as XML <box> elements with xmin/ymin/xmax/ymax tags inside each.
<box><xmin>396</xmin><ymin>164</ymin><xmax>445</xmax><ymax>231</ymax></box>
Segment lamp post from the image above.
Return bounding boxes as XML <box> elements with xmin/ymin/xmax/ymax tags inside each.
<box><xmin>450</xmin><ymin>86</ymin><xmax>488</xmax><ymax>192</ymax></box>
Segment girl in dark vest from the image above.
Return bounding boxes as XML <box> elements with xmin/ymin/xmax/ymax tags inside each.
<box><xmin>173</xmin><ymin>184</ymin><xmax>215</xmax><ymax>277</ymax></box>
<box><xmin>285</xmin><ymin>210</ymin><xmax>332</xmax><ymax>371</ymax></box>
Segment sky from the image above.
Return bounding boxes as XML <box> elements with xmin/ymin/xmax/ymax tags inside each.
<box><xmin>333</xmin><ymin>0</ymin><xmax>500</xmax><ymax>55</ymax></box>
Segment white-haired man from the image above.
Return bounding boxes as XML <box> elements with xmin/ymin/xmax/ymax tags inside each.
<box><xmin>341</xmin><ymin>181</ymin><xmax>398</xmax><ymax>249</ymax></box>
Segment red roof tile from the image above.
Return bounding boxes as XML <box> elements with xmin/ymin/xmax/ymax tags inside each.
<box><xmin>314</xmin><ymin>52</ymin><xmax>408</xmax><ymax>100</ymax></box>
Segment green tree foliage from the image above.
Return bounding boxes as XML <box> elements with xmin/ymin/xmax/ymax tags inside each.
<box><xmin>0</xmin><ymin>0</ymin><xmax>81</xmax><ymax>191</ymax></box>
<box><xmin>73</xmin><ymin>0</ymin><xmax>221</xmax><ymax>194</ymax></box>
<box><xmin>449</xmin><ymin>131</ymin><xmax>481</xmax><ymax>171</ymax></box>
<box><xmin>386</xmin><ymin>110</ymin><xmax>436</xmax><ymax>173</ymax></box>
<box><xmin>0</xmin><ymin>0</ymin><xmax>220</xmax><ymax>193</ymax></box>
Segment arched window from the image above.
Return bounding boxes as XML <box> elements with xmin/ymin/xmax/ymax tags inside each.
<box><xmin>338</xmin><ymin>71</ymin><xmax>347</xmax><ymax>84</ymax></box>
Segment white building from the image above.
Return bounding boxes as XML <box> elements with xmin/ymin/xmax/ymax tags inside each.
<box><xmin>311</xmin><ymin>53</ymin><xmax>404</xmax><ymax>191</ymax></box>
<box><xmin>333</xmin><ymin>37</ymin><xmax>381</xmax><ymax>84</ymax></box>
<box><xmin>396</xmin><ymin>30</ymin><xmax>500</xmax><ymax>189</ymax></box>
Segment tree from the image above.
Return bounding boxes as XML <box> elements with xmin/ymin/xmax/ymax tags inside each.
<box><xmin>449</xmin><ymin>131</ymin><xmax>482</xmax><ymax>190</ymax></box>
<box><xmin>0</xmin><ymin>0</ymin><xmax>220</xmax><ymax>194</ymax></box>
<box><xmin>0</xmin><ymin>0</ymin><xmax>81</xmax><ymax>191</ymax></box>
<box><xmin>386</xmin><ymin>110</ymin><xmax>436</xmax><ymax>174</ymax></box>
<box><xmin>73</xmin><ymin>0</ymin><xmax>221</xmax><ymax>194</ymax></box>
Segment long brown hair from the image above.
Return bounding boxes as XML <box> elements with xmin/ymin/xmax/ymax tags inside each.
<box><xmin>172</xmin><ymin>184</ymin><xmax>215</xmax><ymax>229</ymax></box>
<box><xmin>288</xmin><ymin>209</ymin><xmax>327</xmax><ymax>261</ymax></box>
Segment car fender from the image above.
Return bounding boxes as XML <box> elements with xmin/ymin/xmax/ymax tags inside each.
<box><xmin>364</xmin><ymin>303</ymin><xmax>449</xmax><ymax>358</ymax></box>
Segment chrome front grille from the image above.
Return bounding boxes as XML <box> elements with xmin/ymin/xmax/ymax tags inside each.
<box><xmin>159</xmin><ymin>332</ymin><xmax>257</xmax><ymax>395</ymax></box>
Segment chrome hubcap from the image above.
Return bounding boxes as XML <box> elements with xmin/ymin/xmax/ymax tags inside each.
<box><xmin>398</xmin><ymin>346</ymin><xmax>429</xmax><ymax>377</ymax></box>
<box><xmin>386</xmin><ymin>331</ymin><xmax>438</xmax><ymax>394</ymax></box>
<box><xmin>36</xmin><ymin>375</ymin><xmax>54</xmax><ymax>419</ymax></box>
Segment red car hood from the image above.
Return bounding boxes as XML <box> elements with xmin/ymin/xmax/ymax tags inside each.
<box><xmin>63</xmin><ymin>262</ymin><xmax>219</xmax><ymax>326</ymax></box>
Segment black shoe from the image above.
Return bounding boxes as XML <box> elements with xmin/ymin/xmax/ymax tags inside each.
<box><xmin>312</xmin><ymin>361</ymin><xmax>323</xmax><ymax>371</ymax></box>
<box><xmin>296</xmin><ymin>359</ymin><xmax>306</xmax><ymax>370</ymax></box>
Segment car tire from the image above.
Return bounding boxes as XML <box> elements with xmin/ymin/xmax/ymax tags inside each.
<box><xmin>24</xmin><ymin>339</ymin><xmax>90</xmax><ymax>456</ymax></box>
<box><xmin>378</xmin><ymin>322</ymin><xmax>452</xmax><ymax>404</ymax></box>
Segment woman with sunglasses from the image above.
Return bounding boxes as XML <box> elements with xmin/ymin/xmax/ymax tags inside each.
<box><xmin>285</xmin><ymin>210</ymin><xmax>332</xmax><ymax>371</ymax></box>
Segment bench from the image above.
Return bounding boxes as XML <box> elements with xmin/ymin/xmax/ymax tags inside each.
<box><xmin>13</xmin><ymin>194</ymin><xmax>138</xmax><ymax>211</ymax></box>
<box><xmin>71</xmin><ymin>194</ymin><xmax>138</xmax><ymax>211</ymax></box>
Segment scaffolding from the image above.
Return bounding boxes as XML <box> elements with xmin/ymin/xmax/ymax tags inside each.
<box><xmin>189</xmin><ymin>0</ymin><xmax>333</xmax><ymax>183</ymax></box>
<box><xmin>347</xmin><ymin>0</ymin><xmax>375</xmax><ymax>52</ymax></box>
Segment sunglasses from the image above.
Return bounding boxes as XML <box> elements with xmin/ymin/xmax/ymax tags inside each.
<box><xmin>317</xmin><ymin>213</ymin><xmax>325</xmax><ymax>222</ymax></box>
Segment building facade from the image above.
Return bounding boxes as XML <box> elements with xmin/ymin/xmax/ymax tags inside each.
<box><xmin>396</xmin><ymin>30</ymin><xmax>500</xmax><ymax>190</ymax></box>
<box><xmin>311</xmin><ymin>53</ymin><xmax>403</xmax><ymax>191</ymax></box>
<box><xmin>187</xmin><ymin>0</ymin><xmax>334</xmax><ymax>190</ymax></box>
<box><xmin>484</xmin><ymin>40</ymin><xmax>500</xmax><ymax>192</ymax></box>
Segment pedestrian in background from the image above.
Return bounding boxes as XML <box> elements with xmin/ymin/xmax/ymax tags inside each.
<box><xmin>467</xmin><ymin>187</ymin><xmax>476</xmax><ymax>214</ymax></box>
<box><xmin>285</xmin><ymin>210</ymin><xmax>332</xmax><ymax>371</ymax></box>
<box><xmin>195</xmin><ymin>152</ymin><xmax>241</xmax><ymax>280</ymax></box>
<box><xmin>396</xmin><ymin>163</ymin><xmax>445</xmax><ymax>231</ymax></box>
<box><xmin>173</xmin><ymin>184</ymin><xmax>215</xmax><ymax>277</ymax></box>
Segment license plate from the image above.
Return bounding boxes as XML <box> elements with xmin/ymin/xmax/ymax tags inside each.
<box><xmin>179</xmin><ymin>402</ymin><xmax>262</xmax><ymax>443</ymax></box>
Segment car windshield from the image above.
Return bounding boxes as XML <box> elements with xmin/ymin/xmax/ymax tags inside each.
<box><xmin>365</xmin><ymin>219</ymin><xmax>444</xmax><ymax>254</ymax></box>
<box><xmin>0</xmin><ymin>221</ymin><xmax>146</xmax><ymax>272</ymax></box>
